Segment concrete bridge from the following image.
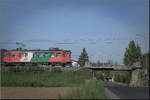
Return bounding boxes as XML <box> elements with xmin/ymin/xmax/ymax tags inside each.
<box><xmin>83</xmin><ymin>65</ymin><xmax>142</xmax><ymax>87</ymax></box>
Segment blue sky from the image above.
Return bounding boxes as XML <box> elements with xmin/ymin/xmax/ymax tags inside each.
<box><xmin>0</xmin><ymin>0</ymin><xmax>149</xmax><ymax>64</ymax></box>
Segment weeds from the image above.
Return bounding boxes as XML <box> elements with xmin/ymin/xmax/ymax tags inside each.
<box><xmin>1</xmin><ymin>69</ymin><xmax>91</xmax><ymax>87</ymax></box>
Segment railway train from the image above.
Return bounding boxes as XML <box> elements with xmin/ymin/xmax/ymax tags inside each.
<box><xmin>2</xmin><ymin>48</ymin><xmax>71</xmax><ymax>66</ymax></box>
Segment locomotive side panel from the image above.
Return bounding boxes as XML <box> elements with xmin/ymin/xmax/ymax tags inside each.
<box><xmin>49</xmin><ymin>52</ymin><xmax>64</xmax><ymax>62</ymax></box>
<box><xmin>30</xmin><ymin>51</ymin><xmax>52</xmax><ymax>62</ymax></box>
<box><xmin>20</xmin><ymin>52</ymin><xmax>33</xmax><ymax>62</ymax></box>
<box><xmin>3</xmin><ymin>52</ymin><xmax>22</xmax><ymax>62</ymax></box>
<box><xmin>49</xmin><ymin>51</ymin><xmax>71</xmax><ymax>63</ymax></box>
<box><xmin>64</xmin><ymin>52</ymin><xmax>71</xmax><ymax>62</ymax></box>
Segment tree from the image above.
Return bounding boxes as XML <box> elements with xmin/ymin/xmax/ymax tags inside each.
<box><xmin>78</xmin><ymin>48</ymin><xmax>89</xmax><ymax>67</ymax></box>
<box><xmin>123</xmin><ymin>40</ymin><xmax>141</xmax><ymax>66</ymax></box>
<box><xmin>141</xmin><ymin>52</ymin><xmax>149</xmax><ymax>69</ymax></box>
<box><xmin>140</xmin><ymin>52</ymin><xmax>149</xmax><ymax>86</ymax></box>
<box><xmin>136</xmin><ymin>44</ymin><xmax>142</xmax><ymax>61</ymax></box>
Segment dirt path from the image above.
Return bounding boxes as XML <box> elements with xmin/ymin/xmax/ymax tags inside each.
<box><xmin>1</xmin><ymin>87</ymin><xmax>77</xmax><ymax>99</ymax></box>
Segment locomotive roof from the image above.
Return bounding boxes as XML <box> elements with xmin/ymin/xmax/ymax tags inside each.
<box><xmin>6</xmin><ymin>50</ymin><xmax>71</xmax><ymax>52</ymax></box>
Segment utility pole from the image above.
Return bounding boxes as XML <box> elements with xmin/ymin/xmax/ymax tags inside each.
<box><xmin>16</xmin><ymin>42</ymin><xmax>25</xmax><ymax>50</ymax></box>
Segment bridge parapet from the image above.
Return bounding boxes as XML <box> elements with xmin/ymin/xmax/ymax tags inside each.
<box><xmin>85</xmin><ymin>66</ymin><xmax>133</xmax><ymax>71</ymax></box>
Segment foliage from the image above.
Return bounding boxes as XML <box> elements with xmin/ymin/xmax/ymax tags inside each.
<box><xmin>114</xmin><ymin>71</ymin><xmax>131</xmax><ymax>84</ymax></box>
<box><xmin>51</xmin><ymin>67</ymin><xmax>62</xmax><ymax>73</ymax></box>
<box><xmin>64</xmin><ymin>80</ymin><xmax>108</xmax><ymax>99</ymax></box>
<box><xmin>140</xmin><ymin>52</ymin><xmax>149</xmax><ymax>86</ymax></box>
<box><xmin>123</xmin><ymin>40</ymin><xmax>141</xmax><ymax>66</ymax></box>
<box><xmin>95</xmin><ymin>71</ymin><xmax>113</xmax><ymax>81</ymax></box>
<box><xmin>8</xmin><ymin>66</ymin><xmax>45</xmax><ymax>72</ymax></box>
<box><xmin>95</xmin><ymin>71</ymin><xmax>105</xmax><ymax>80</ymax></box>
<box><xmin>141</xmin><ymin>52</ymin><xmax>149</xmax><ymax>69</ymax></box>
<box><xmin>78</xmin><ymin>48</ymin><xmax>89</xmax><ymax>67</ymax></box>
<box><xmin>95</xmin><ymin>71</ymin><xmax>130</xmax><ymax>84</ymax></box>
<box><xmin>1</xmin><ymin>69</ymin><xmax>92</xmax><ymax>87</ymax></box>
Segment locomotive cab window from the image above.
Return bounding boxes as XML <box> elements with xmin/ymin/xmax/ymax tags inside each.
<box><xmin>33</xmin><ymin>53</ymin><xmax>39</xmax><ymax>58</ymax></box>
<box><xmin>56</xmin><ymin>53</ymin><xmax>61</xmax><ymax>58</ymax></box>
<box><xmin>5</xmin><ymin>53</ymin><xmax>9</xmax><ymax>57</ymax></box>
<box><xmin>25</xmin><ymin>53</ymin><xmax>28</xmax><ymax>57</ymax></box>
<box><xmin>13</xmin><ymin>53</ymin><xmax>17</xmax><ymax>58</ymax></box>
<box><xmin>19</xmin><ymin>53</ymin><xmax>24</xmax><ymax>57</ymax></box>
<box><xmin>36</xmin><ymin>54</ymin><xmax>39</xmax><ymax>58</ymax></box>
<box><xmin>43</xmin><ymin>54</ymin><xmax>46</xmax><ymax>58</ymax></box>
<box><xmin>33</xmin><ymin>54</ymin><xmax>36</xmax><ymax>58</ymax></box>
<box><xmin>45</xmin><ymin>53</ymin><xmax>49</xmax><ymax>57</ymax></box>
<box><xmin>51</xmin><ymin>53</ymin><xmax>55</xmax><ymax>57</ymax></box>
<box><xmin>63</xmin><ymin>53</ymin><xmax>65</xmax><ymax>57</ymax></box>
<box><xmin>66</xmin><ymin>53</ymin><xmax>70</xmax><ymax>57</ymax></box>
<box><xmin>39</xmin><ymin>53</ymin><xmax>43</xmax><ymax>58</ymax></box>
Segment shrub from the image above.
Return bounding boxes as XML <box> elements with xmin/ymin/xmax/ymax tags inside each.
<box><xmin>95</xmin><ymin>71</ymin><xmax>104</xmax><ymax>81</ymax></box>
<box><xmin>8</xmin><ymin>66</ymin><xmax>45</xmax><ymax>72</ymax></box>
<box><xmin>8</xmin><ymin>67</ymin><xmax>22</xmax><ymax>72</ymax></box>
<box><xmin>95</xmin><ymin>71</ymin><xmax>113</xmax><ymax>81</ymax></box>
<box><xmin>114</xmin><ymin>71</ymin><xmax>131</xmax><ymax>84</ymax></box>
<box><xmin>51</xmin><ymin>67</ymin><xmax>62</xmax><ymax>73</ymax></box>
<box><xmin>28</xmin><ymin>66</ymin><xmax>44</xmax><ymax>72</ymax></box>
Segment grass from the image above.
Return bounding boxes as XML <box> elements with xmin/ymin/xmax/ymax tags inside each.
<box><xmin>1</xmin><ymin>68</ymin><xmax>92</xmax><ymax>87</ymax></box>
<box><xmin>1</xmin><ymin>67</ymin><xmax>108</xmax><ymax>99</ymax></box>
<box><xmin>62</xmin><ymin>80</ymin><xmax>108</xmax><ymax>99</ymax></box>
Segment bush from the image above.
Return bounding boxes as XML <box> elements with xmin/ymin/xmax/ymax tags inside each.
<box><xmin>51</xmin><ymin>67</ymin><xmax>62</xmax><ymax>73</ymax></box>
<box><xmin>8</xmin><ymin>67</ymin><xmax>23</xmax><ymax>72</ymax></box>
<box><xmin>95</xmin><ymin>72</ymin><xmax>104</xmax><ymax>80</ymax></box>
<box><xmin>114</xmin><ymin>71</ymin><xmax>131</xmax><ymax>84</ymax></box>
<box><xmin>28</xmin><ymin>66</ymin><xmax>44</xmax><ymax>72</ymax></box>
<box><xmin>8</xmin><ymin>66</ymin><xmax>45</xmax><ymax>72</ymax></box>
<box><xmin>95</xmin><ymin>71</ymin><xmax>113</xmax><ymax>81</ymax></box>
